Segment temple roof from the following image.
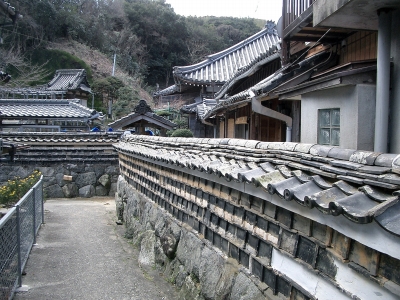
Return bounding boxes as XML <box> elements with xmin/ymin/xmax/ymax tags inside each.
<box><xmin>0</xmin><ymin>69</ymin><xmax>92</xmax><ymax>97</ymax></box>
<box><xmin>46</xmin><ymin>69</ymin><xmax>91</xmax><ymax>93</ymax></box>
<box><xmin>0</xmin><ymin>99</ymin><xmax>100</xmax><ymax>119</ymax></box>
<box><xmin>115</xmin><ymin>135</ymin><xmax>400</xmax><ymax>238</ymax></box>
<box><xmin>173</xmin><ymin>21</ymin><xmax>280</xmax><ymax>86</ymax></box>
<box><xmin>108</xmin><ymin>100</ymin><xmax>176</xmax><ymax>130</ymax></box>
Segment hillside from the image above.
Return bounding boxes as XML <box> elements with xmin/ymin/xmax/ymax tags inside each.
<box><xmin>47</xmin><ymin>39</ymin><xmax>152</xmax><ymax>103</ymax></box>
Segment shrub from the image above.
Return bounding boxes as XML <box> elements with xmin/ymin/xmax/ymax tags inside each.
<box><xmin>0</xmin><ymin>170</ymin><xmax>42</xmax><ymax>207</ymax></box>
<box><xmin>170</xmin><ymin>129</ymin><xmax>194</xmax><ymax>137</ymax></box>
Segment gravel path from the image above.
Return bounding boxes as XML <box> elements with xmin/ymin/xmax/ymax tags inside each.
<box><xmin>14</xmin><ymin>198</ymin><xmax>179</xmax><ymax>300</ymax></box>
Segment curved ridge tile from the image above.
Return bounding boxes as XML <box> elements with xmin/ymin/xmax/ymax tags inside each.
<box><xmin>359</xmin><ymin>185</ymin><xmax>395</xmax><ymax>203</ymax></box>
<box><xmin>305</xmin><ymin>187</ymin><xmax>347</xmax><ymax>213</ymax></box>
<box><xmin>252</xmin><ymin>170</ymin><xmax>285</xmax><ymax>190</ymax></box>
<box><xmin>329</xmin><ymin>192</ymin><xmax>380</xmax><ymax>223</ymax></box>
<box><xmin>268</xmin><ymin>176</ymin><xmax>302</xmax><ymax>198</ymax></box>
<box><xmin>284</xmin><ymin>180</ymin><xmax>323</xmax><ymax>205</ymax></box>
<box><xmin>375</xmin><ymin>199</ymin><xmax>400</xmax><ymax>236</ymax></box>
<box><xmin>237</xmin><ymin>168</ymin><xmax>267</xmax><ymax>183</ymax></box>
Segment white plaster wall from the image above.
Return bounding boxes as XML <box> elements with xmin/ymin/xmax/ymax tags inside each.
<box><xmin>271</xmin><ymin>249</ymin><xmax>399</xmax><ymax>300</ymax></box>
<box><xmin>301</xmin><ymin>84</ymin><xmax>376</xmax><ymax>150</ymax></box>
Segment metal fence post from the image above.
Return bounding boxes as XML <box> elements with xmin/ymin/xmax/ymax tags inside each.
<box><xmin>16</xmin><ymin>205</ymin><xmax>22</xmax><ymax>288</ymax></box>
<box><xmin>32</xmin><ymin>187</ymin><xmax>37</xmax><ymax>244</ymax></box>
<box><xmin>41</xmin><ymin>182</ymin><xmax>45</xmax><ymax>225</ymax></box>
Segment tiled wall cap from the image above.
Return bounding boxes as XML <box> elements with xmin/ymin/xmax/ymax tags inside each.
<box><xmin>244</xmin><ymin>140</ymin><xmax>261</xmax><ymax>149</ymax></box>
<box><xmin>255</xmin><ymin>142</ymin><xmax>270</xmax><ymax>150</ymax></box>
<box><xmin>283</xmin><ymin>142</ymin><xmax>298</xmax><ymax>151</ymax></box>
<box><xmin>200</xmin><ymin>139</ymin><xmax>211</xmax><ymax>144</ymax></box>
<box><xmin>219</xmin><ymin>138</ymin><xmax>231</xmax><ymax>145</ymax></box>
<box><xmin>309</xmin><ymin>145</ymin><xmax>335</xmax><ymax>157</ymax></box>
<box><xmin>327</xmin><ymin>147</ymin><xmax>356</xmax><ymax>161</ymax></box>
<box><xmin>227</xmin><ymin>139</ymin><xmax>247</xmax><ymax>147</ymax></box>
<box><xmin>266</xmin><ymin>142</ymin><xmax>286</xmax><ymax>150</ymax></box>
<box><xmin>392</xmin><ymin>154</ymin><xmax>400</xmax><ymax>175</ymax></box>
<box><xmin>294</xmin><ymin>143</ymin><xmax>315</xmax><ymax>154</ymax></box>
<box><xmin>375</xmin><ymin>153</ymin><xmax>398</xmax><ymax>167</ymax></box>
<box><xmin>349</xmin><ymin>151</ymin><xmax>380</xmax><ymax>165</ymax></box>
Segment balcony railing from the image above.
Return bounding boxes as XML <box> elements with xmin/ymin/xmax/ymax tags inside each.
<box><xmin>283</xmin><ymin>0</ymin><xmax>315</xmax><ymax>29</ymax></box>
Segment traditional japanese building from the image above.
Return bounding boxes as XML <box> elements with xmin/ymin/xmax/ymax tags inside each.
<box><xmin>108</xmin><ymin>100</ymin><xmax>176</xmax><ymax>136</ymax></box>
<box><xmin>0</xmin><ymin>69</ymin><xmax>92</xmax><ymax>106</ymax></box>
<box><xmin>0</xmin><ymin>99</ymin><xmax>103</xmax><ymax>132</ymax></box>
<box><xmin>155</xmin><ymin>21</ymin><xmax>281</xmax><ymax>138</ymax></box>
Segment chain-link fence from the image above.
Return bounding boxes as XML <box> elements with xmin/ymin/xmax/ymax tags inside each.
<box><xmin>0</xmin><ymin>176</ymin><xmax>44</xmax><ymax>300</ymax></box>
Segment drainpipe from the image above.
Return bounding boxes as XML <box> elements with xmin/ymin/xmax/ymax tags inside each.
<box><xmin>374</xmin><ymin>9</ymin><xmax>392</xmax><ymax>153</ymax></box>
<box><xmin>250</xmin><ymin>91</ymin><xmax>292</xmax><ymax>142</ymax></box>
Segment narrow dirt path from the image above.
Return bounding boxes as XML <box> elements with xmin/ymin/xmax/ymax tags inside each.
<box><xmin>14</xmin><ymin>198</ymin><xmax>179</xmax><ymax>300</ymax></box>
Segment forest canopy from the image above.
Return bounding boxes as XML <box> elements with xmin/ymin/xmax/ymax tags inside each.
<box><xmin>0</xmin><ymin>0</ymin><xmax>266</xmax><ymax>117</ymax></box>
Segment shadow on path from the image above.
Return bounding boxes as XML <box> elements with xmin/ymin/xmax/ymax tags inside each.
<box><xmin>14</xmin><ymin>198</ymin><xmax>179</xmax><ymax>300</ymax></box>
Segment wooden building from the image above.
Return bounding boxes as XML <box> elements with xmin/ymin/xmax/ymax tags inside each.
<box><xmin>0</xmin><ymin>69</ymin><xmax>92</xmax><ymax>106</ymax></box>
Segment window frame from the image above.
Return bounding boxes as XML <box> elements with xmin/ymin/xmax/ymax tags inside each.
<box><xmin>318</xmin><ymin>108</ymin><xmax>340</xmax><ymax>146</ymax></box>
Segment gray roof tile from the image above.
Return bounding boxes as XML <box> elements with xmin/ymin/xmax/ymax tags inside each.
<box><xmin>115</xmin><ymin>135</ymin><xmax>400</xmax><ymax>236</ymax></box>
<box><xmin>0</xmin><ymin>99</ymin><xmax>97</xmax><ymax>119</ymax></box>
<box><xmin>173</xmin><ymin>22</ymin><xmax>280</xmax><ymax>86</ymax></box>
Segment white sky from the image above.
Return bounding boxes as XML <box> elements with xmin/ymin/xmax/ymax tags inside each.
<box><xmin>165</xmin><ymin>0</ymin><xmax>283</xmax><ymax>22</ymax></box>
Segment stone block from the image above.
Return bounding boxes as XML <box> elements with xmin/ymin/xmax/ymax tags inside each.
<box><xmin>252</xmin><ymin>258</ymin><xmax>264</xmax><ymax>280</ymax></box>
<box><xmin>239</xmin><ymin>250</ymin><xmax>249</xmax><ymax>268</ymax></box>
<box><xmin>79</xmin><ymin>185</ymin><xmax>95</xmax><ymax>198</ymax></box>
<box><xmin>276</xmin><ymin>207</ymin><xmax>292</xmax><ymax>228</ymax></box>
<box><xmin>176</xmin><ymin>231</ymin><xmax>204</xmax><ymax>278</ymax></box>
<box><xmin>75</xmin><ymin>172</ymin><xmax>96</xmax><ymax>188</ymax></box>
<box><xmin>62</xmin><ymin>183</ymin><xmax>79</xmax><ymax>198</ymax></box>
<box><xmin>263</xmin><ymin>201</ymin><xmax>276</xmax><ymax>218</ymax></box>
<box><xmin>349</xmin><ymin>240</ymin><xmax>379</xmax><ymax>276</ymax></box>
<box><xmin>231</xmin><ymin>272</ymin><xmax>266</xmax><ymax>300</ymax></box>
<box><xmin>296</xmin><ymin>236</ymin><xmax>317</xmax><ymax>266</ymax></box>
<box><xmin>316</xmin><ymin>248</ymin><xmax>337</xmax><ymax>279</ymax></box>
<box><xmin>312</xmin><ymin>221</ymin><xmax>330</xmax><ymax>245</ymax></box>
<box><xmin>378</xmin><ymin>253</ymin><xmax>400</xmax><ymax>285</ymax></box>
<box><xmin>276</xmin><ymin>276</ymin><xmax>291</xmax><ymax>297</ymax></box>
<box><xmin>262</xmin><ymin>267</ymin><xmax>276</xmax><ymax>292</ymax></box>
<box><xmin>138</xmin><ymin>230</ymin><xmax>156</xmax><ymax>267</ymax></box>
<box><xmin>98</xmin><ymin>174</ymin><xmax>111</xmax><ymax>188</ymax></box>
<box><xmin>258</xmin><ymin>241</ymin><xmax>273</xmax><ymax>265</ymax></box>
<box><xmin>44</xmin><ymin>184</ymin><xmax>64</xmax><ymax>198</ymax></box>
<box><xmin>279</xmin><ymin>229</ymin><xmax>298</xmax><ymax>255</ymax></box>
<box><xmin>199</xmin><ymin>246</ymin><xmax>225</xmax><ymax>300</ymax></box>
<box><xmin>292</xmin><ymin>213</ymin><xmax>311</xmax><ymax>236</ymax></box>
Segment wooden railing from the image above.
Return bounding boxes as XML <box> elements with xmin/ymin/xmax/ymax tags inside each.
<box><xmin>283</xmin><ymin>0</ymin><xmax>315</xmax><ymax>29</ymax></box>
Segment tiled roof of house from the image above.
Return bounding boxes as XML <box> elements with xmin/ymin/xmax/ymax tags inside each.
<box><xmin>173</xmin><ymin>21</ymin><xmax>280</xmax><ymax>86</ymax></box>
<box><xmin>46</xmin><ymin>69</ymin><xmax>91</xmax><ymax>93</ymax></box>
<box><xmin>0</xmin><ymin>69</ymin><xmax>92</xmax><ymax>97</ymax></box>
<box><xmin>115</xmin><ymin>135</ymin><xmax>400</xmax><ymax>237</ymax></box>
<box><xmin>1</xmin><ymin>132</ymin><xmax>121</xmax><ymax>145</ymax></box>
<box><xmin>153</xmin><ymin>84</ymin><xmax>179</xmax><ymax>97</ymax></box>
<box><xmin>0</xmin><ymin>99</ymin><xmax>98</xmax><ymax>119</ymax></box>
<box><xmin>201</xmin><ymin>49</ymin><xmax>337</xmax><ymax>120</ymax></box>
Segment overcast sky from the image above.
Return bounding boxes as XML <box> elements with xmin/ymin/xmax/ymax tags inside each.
<box><xmin>165</xmin><ymin>0</ymin><xmax>283</xmax><ymax>22</ymax></box>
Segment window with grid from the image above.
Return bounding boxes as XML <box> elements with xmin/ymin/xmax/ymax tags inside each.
<box><xmin>318</xmin><ymin>109</ymin><xmax>340</xmax><ymax>146</ymax></box>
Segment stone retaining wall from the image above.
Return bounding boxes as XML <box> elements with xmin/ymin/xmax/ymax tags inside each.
<box><xmin>1</xmin><ymin>162</ymin><xmax>119</xmax><ymax>198</ymax></box>
<box><xmin>116</xmin><ymin>177</ymin><xmax>271</xmax><ymax>300</ymax></box>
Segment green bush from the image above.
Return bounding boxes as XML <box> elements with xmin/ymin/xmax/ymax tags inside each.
<box><xmin>170</xmin><ymin>129</ymin><xmax>194</xmax><ymax>137</ymax></box>
<box><xmin>156</xmin><ymin>110</ymin><xmax>172</xmax><ymax>117</ymax></box>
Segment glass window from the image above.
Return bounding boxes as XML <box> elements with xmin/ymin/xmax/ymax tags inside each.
<box><xmin>318</xmin><ymin>109</ymin><xmax>340</xmax><ymax>146</ymax></box>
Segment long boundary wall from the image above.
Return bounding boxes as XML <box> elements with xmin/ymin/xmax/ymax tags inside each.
<box><xmin>115</xmin><ymin>135</ymin><xmax>400</xmax><ymax>300</ymax></box>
